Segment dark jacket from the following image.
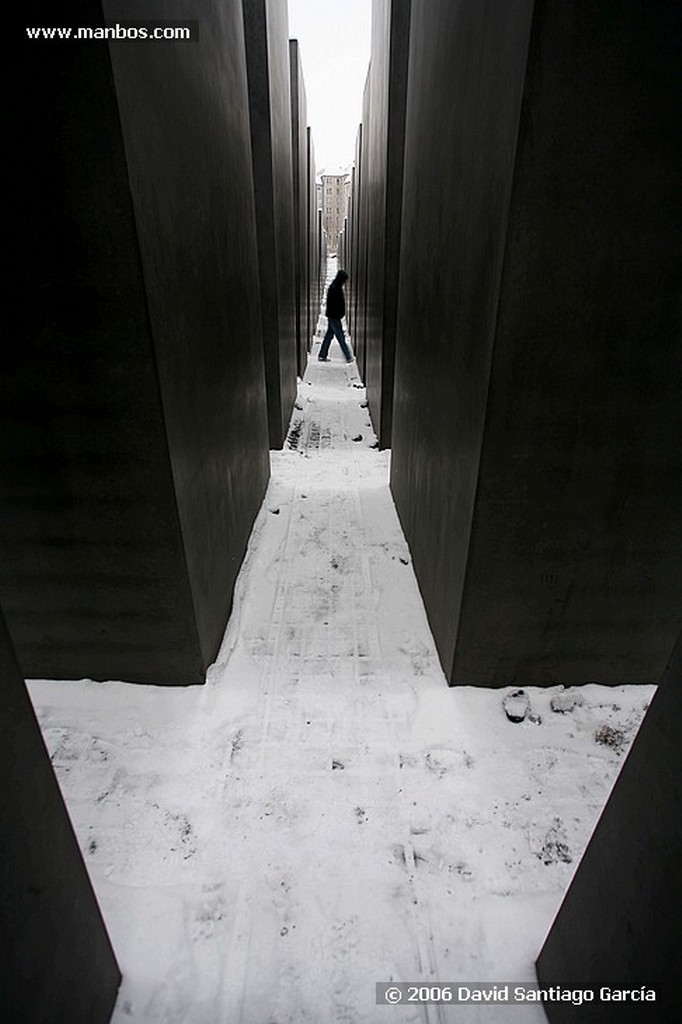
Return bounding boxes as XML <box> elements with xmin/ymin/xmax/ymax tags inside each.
<box><xmin>325</xmin><ymin>271</ymin><xmax>348</xmax><ymax>319</ymax></box>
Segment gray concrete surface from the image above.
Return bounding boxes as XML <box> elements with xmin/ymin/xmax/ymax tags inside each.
<box><xmin>306</xmin><ymin>126</ymin><xmax>319</xmax><ymax>355</ymax></box>
<box><xmin>536</xmin><ymin>632</ymin><xmax>681</xmax><ymax>1021</ymax></box>
<box><xmin>289</xmin><ymin>40</ymin><xmax>309</xmax><ymax>377</ymax></box>
<box><xmin>362</xmin><ymin>0</ymin><xmax>411</xmax><ymax>448</ymax></box>
<box><xmin>243</xmin><ymin>0</ymin><xmax>298</xmax><ymax>448</ymax></box>
<box><xmin>391</xmin><ymin>0</ymin><xmax>535</xmax><ymax>682</ymax></box>
<box><xmin>391</xmin><ymin>0</ymin><xmax>681</xmax><ymax>685</ymax></box>
<box><xmin>0</xmin><ymin>606</ymin><xmax>120</xmax><ymax>1022</ymax></box>
<box><xmin>3</xmin><ymin>0</ymin><xmax>269</xmax><ymax>684</ymax></box>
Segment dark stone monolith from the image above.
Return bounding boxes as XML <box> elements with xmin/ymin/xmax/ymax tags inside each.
<box><xmin>5</xmin><ymin>0</ymin><xmax>270</xmax><ymax>684</ymax></box>
<box><xmin>0</xmin><ymin>605</ymin><xmax>121</xmax><ymax>1022</ymax></box>
<box><xmin>391</xmin><ymin>0</ymin><xmax>681</xmax><ymax>686</ymax></box>
<box><xmin>536</xmin><ymin>632</ymin><xmax>682</xmax><ymax>1022</ymax></box>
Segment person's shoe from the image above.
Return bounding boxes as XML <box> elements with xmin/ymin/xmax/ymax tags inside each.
<box><xmin>318</xmin><ymin>357</ymin><xmax>330</xmax><ymax>362</ymax></box>
<box><xmin>345</xmin><ymin>357</ymin><xmax>354</xmax><ymax>363</ymax></box>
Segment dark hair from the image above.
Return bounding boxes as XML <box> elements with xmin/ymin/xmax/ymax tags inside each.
<box><xmin>337</xmin><ymin>270</ymin><xmax>348</xmax><ymax>281</ymax></box>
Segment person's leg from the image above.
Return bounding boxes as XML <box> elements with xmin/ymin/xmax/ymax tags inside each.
<box><xmin>319</xmin><ymin>320</ymin><xmax>334</xmax><ymax>360</ymax></box>
<box><xmin>330</xmin><ymin>318</ymin><xmax>353</xmax><ymax>361</ymax></box>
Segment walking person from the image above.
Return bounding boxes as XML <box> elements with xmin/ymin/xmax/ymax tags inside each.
<box><xmin>318</xmin><ymin>270</ymin><xmax>353</xmax><ymax>363</ymax></box>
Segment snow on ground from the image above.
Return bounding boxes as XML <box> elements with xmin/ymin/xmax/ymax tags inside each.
<box><xmin>28</xmin><ymin>274</ymin><xmax>653</xmax><ymax>1023</ymax></box>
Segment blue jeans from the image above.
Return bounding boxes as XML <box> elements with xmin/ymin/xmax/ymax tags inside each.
<box><xmin>319</xmin><ymin>317</ymin><xmax>352</xmax><ymax>361</ymax></box>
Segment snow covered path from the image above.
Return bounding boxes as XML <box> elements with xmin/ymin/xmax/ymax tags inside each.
<box><xmin>28</xmin><ymin>289</ymin><xmax>653</xmax><ymax>1023</ymax></box>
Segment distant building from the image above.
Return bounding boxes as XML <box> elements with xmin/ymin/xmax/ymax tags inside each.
<box><xmin>320</xmin><ymin>171</ymin><xmax>350</xmax><ymax>254</ymax></box>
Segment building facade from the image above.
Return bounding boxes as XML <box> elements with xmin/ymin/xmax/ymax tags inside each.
<box><xmin>320</xmin><ymin>172</ymin><xmax>350</xmax><ymax>254</ymax></box>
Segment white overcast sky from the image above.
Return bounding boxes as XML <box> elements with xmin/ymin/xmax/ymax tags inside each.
<box><xmin>287</xmin><ymin>0</ymin><xmax>371</xmax><ymax>174</ymax></box>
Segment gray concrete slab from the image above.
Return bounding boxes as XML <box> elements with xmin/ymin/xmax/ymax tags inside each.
<box><xmin>0</xmin><ymin>606</ymin><xmax>120</xmax><ymax>1022</ymax></box>
<box><xmin>391</xmin><ymin>0</ymin><xmax>535</xmax><ymax>682</ymax></box>
<box><xmin>354</xmin><ymin>75</ymin><xmax>372</xmax><ymax>380</ymax></box>
<box><xmin>362</xmin><ymin>0</ymin><xmax>411</xmax><ymax>448</ymax></box>
<box><xmin>289</xmin><ymin>40</ymin><xmax>309</xmax><ymax>378</ymax></box>
<box><xmin>306</xmin><ymin>127</ymin><xmax>319</xmax><ymax>356</ymax></box>
<box><xmin>243</xmin><ymin>0</ymin><xmax>298</xmax><ymax>448</ymax></box>
<box><xmin>107</xmin><ymin>0</ymin><xmax>271</xmax><ymax>675</ymax></box>
<box><xmin>536</xmin><ymin>632</ymin><xmax>681</xmax><ymax>1021</ymax></box>
<box><xmin>391</xmin><ymin>0</ymin><xmax>681</xmax><ymax>685</ymax></box>
<box><xmin>3</xmin><ymin>0</ymin><xmax>269</xmax><ymax>684</ymax></box>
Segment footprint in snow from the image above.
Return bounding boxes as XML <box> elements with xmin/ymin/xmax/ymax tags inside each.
<box><xmin>537</xmin><ymin>818</ymin><xmax>573</xmax><ymax>865</ymax></box>
<box><xmin>503</xmin><ymin>688</ymin><xmax>531</xmax><ymax>723</ymax></box>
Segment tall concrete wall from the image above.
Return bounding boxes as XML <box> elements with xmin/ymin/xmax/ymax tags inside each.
<box><xmin>289</xmin><ymin>40</ymin><xmax>309</xmax><ymax>377</ymax></box>
<box><xmin>363</xmin><ymin>0</ymin><xmax>389</xmax><ymax>410</ymax></box>
<box><xmin>391</xmin><ymin>0</ymin><xmax>681</xmax><ymax>686</ymax></box>
<box><xmin>339</xmin><ymin>218</ymin><xmax>348</xmax><ymax>277</ymax></box>
<box><xmin>243</xmin><ymin>0</ymin><xmax>298</xmax><ymax>447</ymax></box>
<box><xmin>306</xmin><ymin>127</ymin><xmax>319</xmax><ymax>344</ymax></box>
<box><xmin>1</xmin><ymin>605</ymin><xmax>120</xmax><ymax>1022</ymax></box>
<box><xmin>318</xmin><ymin>209</ymin><xmax>326</xmax><ymax>306</ymax></box>
<box><xmin>106</xmin><ymin>0</ymin><xmax>271</xmax><ymax>675</ymax></box>
<box><xmin>349</xmin><ymin>126</ymin><xmax>364</xmax><ymax>342</ymax></box>
<box><xmin>346</xmin><ymin>165</ymin><xmax>356</xmax><ymax>323</ymax></box>
<box><xmin>354</xmin><ymin>74</ymin><xmax>372</xmax><ymax>379</ymax></box>
<box><xmin>536</xmin><ymin>632</ymin><xmax>681</xmax><ymax>1022</ymax></box>
<box><xmin>391</xmin><ymin>0</ymin><xmax>535</xmax><ymax>681</ymax></box>
<box><xmin>3</xmin><ymin>0</ymin><xmax>270</xmax><ymax>684</ymax></box>
<box><xmin>363</xmin><ymin>0</ymin><xmax>411</xmax><ymax>447</ymax></box>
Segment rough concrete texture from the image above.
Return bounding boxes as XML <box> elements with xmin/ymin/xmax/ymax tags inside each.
<box><xmin>0</xmin><ymin>606</ymin><xmax>120</xmax><ymax>1023</ymax></box>
<box><xmin>243</xmin><ymin>0</ymin><xmax>298</xmax><ymax>448</ymax></box>
<box><xmin>536</xmin><ymin>632</ymin><xmax>682</xmax><ymax>1022</ymax></box>
<box><xmin>4</xmin><ymin>0</ymin><xmax>269</xmax><ymax>684</ymax></box>
<box><xmin>392</xmin><ymin>0</ymin><xmax>681</xmax><ymax>685</ymax></box>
